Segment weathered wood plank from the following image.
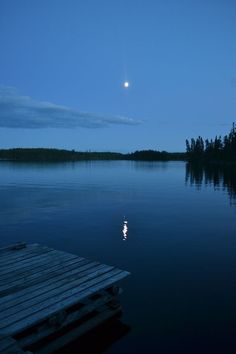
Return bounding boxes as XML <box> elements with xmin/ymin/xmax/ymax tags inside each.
<box><xmin>34</xmin><ymin>306</ymin><xmax>122</xmax><ymax>354</ymax></box>
<box><xmin>0</xmin><ymin>242</ymin><xmax>35</xmax><ymax>256</ymax></box>
<box><xmin>0</xmin><ymin>269</ymin><xmax>129</xmax><ymax>335</ymax></box>
<box><xmin>0</xmin><ymin>265</ymin><xmax>114</xmax><ymax>325</ymax></box>
<box><xmin>0</xmin><ymin>252</ymin><xmax>79</xmax><ymax>284</ymax></box>
<box><xmin>0</xmin><ymin>242</ymin><xmax>130</xmax><ymax>354</ymax></box>
<box><xmin>0</xmin><ymin>245</ymin><xmax>50</xmax><ymax>267</ymax></box>
<box><xmin>0</xmin><ymin>252</ymin><xmax>78</xmax><ymax>280</ymax></box>
<box><xmin>0</xmin><ymin>249</ymin><xmax>59</xmax><ymax>275</ymax></box>
<box><xmin>0</xmin><ymin>262</ymin><xmax>105</xmax><ymax>319</ymax></box>
<box><xmin>0</xmin><ymin>260</ymin><xmax>98</xmax><ymax>308</ymax></box>
<box><xmin>18</xmin><ymin>290</ymin><xmax>115</xmax><ymax>348</ymax></box>
<box><xmin>0</xmin><ymin>242</ymin><xmax>26</xmax><ymax>252</ymax></box>
<box><xmin>0</xmin><ymin>248</ymin><xmax>51</xmax><ymax>270</ymax></box>
<box><xmin>0</xmin><ymin>248</ymin><xmax>79</xmax><ymax>275</ymax></box>
<box><xmin>0</xmin><ymin>250</ymin><xmax>55</xmax><ymax>276</ymax></box>
<box><xmin>0</xmin><ymin>336</ymin><xmax>15</xmax><ymax>352</ymax></box>
<box><xmin>0</xmin><ymin>335</ymin><xmax>28</xmax><ymax>354</ymax></box>
<box><xmin>0</xmin><ymin>258</ymin><xmax>93</xmax><ymax>297</ymax></box>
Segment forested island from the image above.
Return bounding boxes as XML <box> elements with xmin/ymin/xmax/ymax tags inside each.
<box><xmin>0</xmin><ymin>148</ymin><xmax>185</xmax><ymax>162</ymax></box>
<box><xmin>0</xmin><ymin>124</ymin><xmax>235</xmax><ymax>163</ymax></box>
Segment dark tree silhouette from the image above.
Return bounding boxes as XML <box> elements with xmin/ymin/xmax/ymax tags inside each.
<box><xmin>0</xmin><ymin>148</ymin><xmax>186</xmax><ymax>162</ymax></box>
<box><xmin>186</xmin><ymin>123</ymin><xmax>236</xmax><ymax>162</ymax></box>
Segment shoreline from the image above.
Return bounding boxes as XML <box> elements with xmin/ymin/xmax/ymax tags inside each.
<box><xmin>0</xmin><ymin>148</ymin><xmax>186</xmax><ymax>162</ymax></box>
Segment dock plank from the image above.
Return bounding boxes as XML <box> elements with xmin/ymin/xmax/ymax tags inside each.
<box><xmin>0</xmin><ymin>252</ymin><xmax>79</xmax><ymax>283</ymax></box>
<box><xmin>0</xmin><ymin>336</ymin><xmax>15</xmax><ymax>352</ymax></box>
<box><xmin>0</xmin><ymin>251</ymin><xmax>55</xmax><ymax>276</ymax></box>
<box><xmin>0</xmin><ymin>245</ymin><xmax>52</xmax><ymax>267</ymax></box>
<box><xmin>0</xmin><ymin>242</ymin><xmax>27</xmax><ymax>252</ymax></box>
<box><xmin>0</xmin><ymin>253</ymin><xmax>81</xmax><ymax>285</ymax></box>
<box><xmin>0</xmin><ymin>336</ymin><xmax>28</xmax><ymax>354</ymax></box>
<box><xmin>0</xmin><ymin>269</ymin><xmax>129</xmax><ymax>335</ymax></box>
<box><xmin>34</xmin><ymin>306</ymin><xmax>122</xmax><ymax>354</ymax></box>
<box><xmin>0</xmin><ymin>249</ymin><xmax>59</xmax><ymax>275</ymax></box>
<box><xmin>0</xmin><ymin>259</ymin><xmax>92</xmax><ymax>297</ymax></box>
<box><xmin>0</xmin><ymin>260</ymin><xmax>98</xmax><ymax>308</ymax></box>
<box><xmin>18</xmin><ymin>290</ymin><xmax>114</xmax><ymax>348</ymax></box>
<box><xmin>0</xmin><ymin>262</ymin><xmax>105</xmax><ymax>319</ymax></box>
<box><xmin>0</xmin><ymin>265</ymin><xmax>114</xmax><ymax>326</ymax></box>
<box><xmin>0</xmin><ymin>242</ymin><xmax>130</xmax><ymax>348</ymax></box>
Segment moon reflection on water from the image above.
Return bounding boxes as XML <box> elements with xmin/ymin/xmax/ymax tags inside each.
<box><xmin>122</xmin><ymin>219</ymin><xmax>128</xmax><ymax>241</ymax></box>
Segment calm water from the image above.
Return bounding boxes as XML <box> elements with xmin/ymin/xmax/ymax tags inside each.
<box><xmin>1</xmin><ymin>161</ymin><xmax>236</xmax><ymax>354</ymax></box>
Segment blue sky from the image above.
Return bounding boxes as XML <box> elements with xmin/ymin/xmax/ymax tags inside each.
<box><xmin>0</xmin><ymin>0</ymin><xmax>235</xmax><ymax>152</ymax></box>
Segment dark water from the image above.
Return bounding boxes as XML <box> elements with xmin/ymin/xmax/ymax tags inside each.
<box><xmin>1</xmin><ymin>161</ymin><xmax>236</xmax><ymax>354</ymax></box>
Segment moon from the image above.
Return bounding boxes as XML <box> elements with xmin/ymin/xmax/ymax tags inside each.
<box><xmin>123</xmin><ymin>81</ymin><xmax>130</xmax><ymax>88</ymax></box>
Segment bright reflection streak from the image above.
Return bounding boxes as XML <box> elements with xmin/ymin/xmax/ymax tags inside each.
<box><xmin>122</xmin><ymin>219</ymin><xmax>128</xmax><ymax>241</ymax></box>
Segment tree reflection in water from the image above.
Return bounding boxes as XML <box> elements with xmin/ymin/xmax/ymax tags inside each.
<box><xmin>185</xmin><ymin>162</ymin><xmax>236</xmax><ymax>205</ymax></box>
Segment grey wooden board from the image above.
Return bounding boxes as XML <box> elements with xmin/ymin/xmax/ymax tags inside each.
<box><xmin>0</xmin><ymin>265</ymin><xmax>115</xmax><ymax>326</ymax></box>
<box><xmin>0</xmin><ymin>250</ymin><xmax>55</xmax><ymax>276</ymax></box>
<box><xmin>19</xmin><ymin>290</ymin><xmax>115</xmax><ymax>348</ymax></box>
<box><xmin>0</xmin><ymin>269</ymin><xmax>129</xmax><ymax>335</ymax></box>
<box><xmin>0</xmin><ymin>336</ymin><xmax>16</xmax><ymax>352</ymax></box>
<box><xmin>0</xmin><ymin>250</ymin><xmax>54</xmax><ymax>273</ymax></box>
<box><xmin>0</xmin><ymin>245</ymin><xmax>52</xmax><ymax>267</ymax></box>
<box><xmin>0</xmin><ymin>248</ymin><xmax>72</xmax><ymax>272</ymax></box>
<box><xmin>0</xmin><ymin>244</ymin><xmax>130</xmax><ymax>338</ymax></box>
<box><xmin>0</xmin><ymin>258</ymin><xmax>89</xmax><ymax>297</ymax></box>
<box><xmin>0</xmin><ymin>336</ymin><xmax>27</xmax><ymax>354</ymax></box>
<box><xmin>0</xmin><ymin>242</ymin><xmax>33</xmax><ymax>257</ymax></box>
<box><xmin>0</xmin><ymin>259</ymin><xmax>94</xmax><ymax>299</ymax></box>
<box><xmin>0</xmin><ymin>252</ymin><xmax>82</xmax><ymax>285</ymax></box>
<box><xmin>34</xmin><ymin>306</ymin><xmax>122</xmax><ymax>354</ymax></box>
<box><xmin>0</xmin><ymin>242</ymin><xmax>26</xmax><ymax>252</ymax></box>
<box><xmin>0</xmin><ymin>255</ymin><xmax>87</xmax><ymax>297</ymax></box>
<box><xmin>0</xmin><ymin>262</ymin><xmax>107</xmax><ymax>319</ymax></box>
<box><xmin>0</xmin><ymin>252</ymin><xmax>80</xmax><ymax>284</ymax></box>
<box><xmin>0</xmin><ymin>259</ymin><xmax>91</xmax><ymax>298</ymax></box>
<box><xmin>0</xmin><ymin>261</ymin><xmax>99</xmax><ymax>308</ymax></box>
<box><xmin>0</xmin><ymin>243</ymin><xmax>37</xmax><ymax>259</ymax></box>
<box><xmin>0</xmin><ymin>249</ymin><xmax>59</xmax><ymax>275</ymax></box>
<box><xmin>0</xmin><ymin>252</ymin><xmax>80</xmax><ymax>282</ymax></box>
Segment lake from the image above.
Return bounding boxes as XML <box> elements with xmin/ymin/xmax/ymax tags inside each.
<box><xmin>0</xmin><ymin>161</ymin><xmax>236</xmax><ymax>354</ymax></box>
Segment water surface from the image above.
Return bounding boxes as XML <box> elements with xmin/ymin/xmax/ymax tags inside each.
<box><xmin>1</xmin><ymin>161</ymin><xmax>236</xmax><ymax>354</ymax></box>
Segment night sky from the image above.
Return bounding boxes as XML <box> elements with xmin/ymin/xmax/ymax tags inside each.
<box><xmin>0</xmin><ymin>0</ymin><xmax>235</xmax><ymax>152</ymax></box>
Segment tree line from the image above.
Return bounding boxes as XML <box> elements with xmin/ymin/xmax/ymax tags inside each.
<box><xmin>0</xmin><ymin>148</ymin><xmax>186</xmax><ymax>162</ymax></box>
<box><xmin>186</xmin><ymin>123</ymin><xmax>236</xmax><ymax>162</ymax></box>
<box><xmin>1</xmin><ymin>124</ymin><xmax>235</xmax><ymax>162</ymax></box>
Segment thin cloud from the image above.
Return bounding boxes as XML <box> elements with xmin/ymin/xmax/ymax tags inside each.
<box><xmin>0</xmin><ymin>86</ymin><xmax>141</xmax><ymax>129</ymax></box>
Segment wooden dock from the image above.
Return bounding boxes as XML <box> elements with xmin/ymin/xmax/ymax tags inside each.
<box><xmin>0</xmin><ymin>243</ymin><xmax>130</xmax><ymax>353</ymax></box>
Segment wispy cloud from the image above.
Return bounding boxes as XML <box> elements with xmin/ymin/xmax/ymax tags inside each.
<box><xmin>0</xmin><ymin>86</ymin><xmax>141</xmax><ymax>129</ymax></box>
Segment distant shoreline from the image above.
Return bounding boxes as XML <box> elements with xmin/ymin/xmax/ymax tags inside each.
<box><xmin>0</xmin><ymin>148</ymin><xmax>186</xmax><ymax>162</ymax></box>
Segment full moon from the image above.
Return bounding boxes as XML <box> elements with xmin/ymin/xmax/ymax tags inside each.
<box><xmin>123</xmin><ymin>81</ymin><xmax>129</xmax><ymax>88</ymax></box>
